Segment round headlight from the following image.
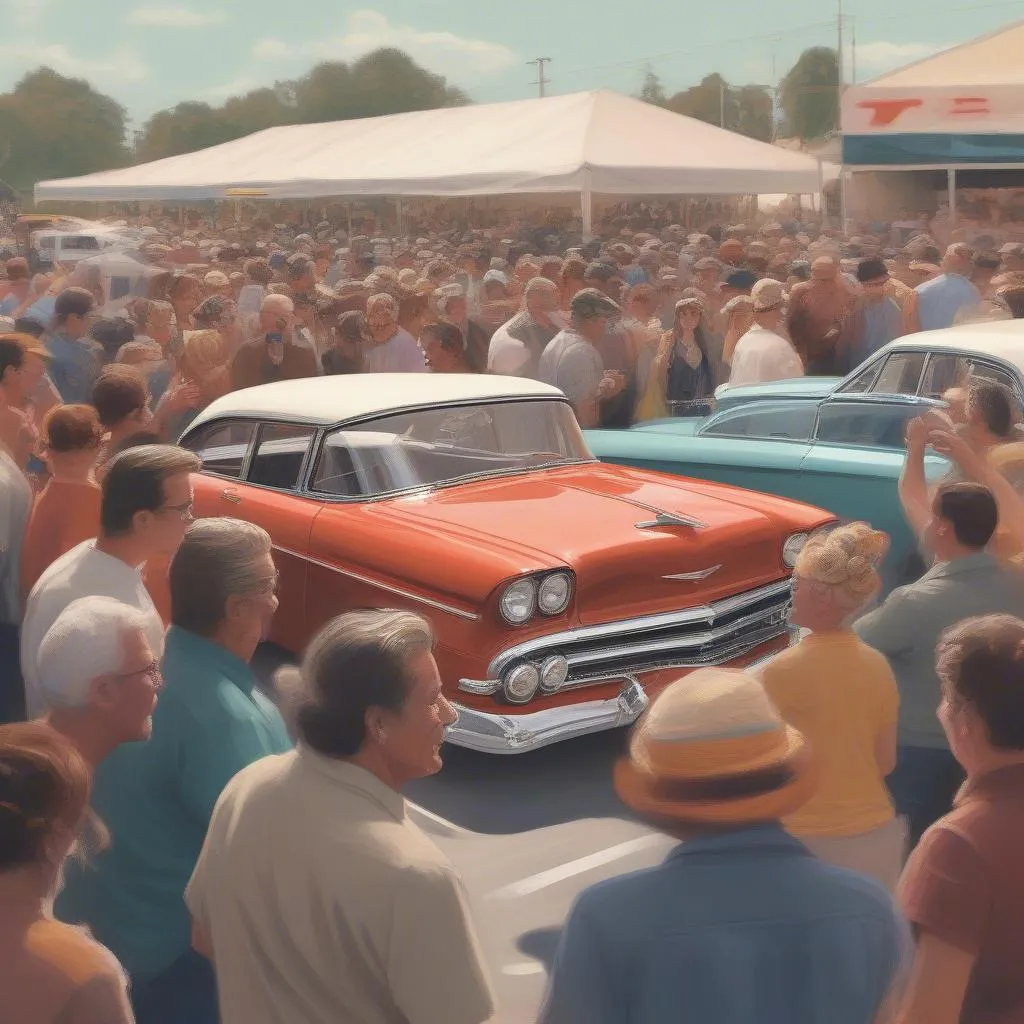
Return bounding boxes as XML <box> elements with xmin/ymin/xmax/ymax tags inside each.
<box><xmin>783</xmin><ymin>532</ymin><xmax>809</xmax><ymax>568</ymax></box>
<box><xmin>538</xmin><ymin>572</ymin><xmax>572</xmax><ymax>615</ymax></box>
<box><xmin>504</xmin><ymin>663</ymin><xmax>540</xmax><ymax>704</ymax></box>
<box><xmin>540</xmin><ymin>655</ymin><xmax>569</xmax><ymax>692</ymax></box>
<box><xmin>499</xmin><ymin>578</ymin><xmax>537</xmax><ymax>625</ymax></box>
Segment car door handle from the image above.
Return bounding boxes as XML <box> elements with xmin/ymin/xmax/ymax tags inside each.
<box><xmin>222</xmin><ymin>488</ymin><xmax>242</xmax><ymax>504</ymax></box>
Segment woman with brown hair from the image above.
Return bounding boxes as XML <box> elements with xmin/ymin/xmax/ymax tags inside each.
<box><xmin>637</xmin><ymin>295</ymin><xmax>715</xmax><ymax>421</ymax></box>
<box><xmin>759</xmin><ymin>523</ymin><xmax>905</xmax><ymax>889</ymax></box>
<box><xmin>21</xmin><ymin>405</ymin><xmax>103</xmax><ymax>598</ymax></box>
<box><xmin>0</xmin><ymin>722</ymin><xmax>134</xmax><ymax>1023</ymax></box>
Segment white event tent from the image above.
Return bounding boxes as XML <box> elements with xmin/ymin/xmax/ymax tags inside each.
<box><xmin>35</xmin><ymin>90</ymin><xmax>822</xmax><ymax>232</ymax></box>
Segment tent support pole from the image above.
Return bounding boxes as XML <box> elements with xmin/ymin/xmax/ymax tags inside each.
<box><xmin>947</xmin><ymin>168</ymin><xmax>957</xmax><ymax>230</ymax></box>
<box><xmin>581</xmin><ymin>169</ymin><xmax>593</xmax><ymax>241</ymax></box>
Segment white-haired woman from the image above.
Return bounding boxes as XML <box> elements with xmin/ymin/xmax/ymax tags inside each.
<box><xmin>758</xmin><ymin>523</ymin><xmax>905</xmax><ymax>889</ymax></box>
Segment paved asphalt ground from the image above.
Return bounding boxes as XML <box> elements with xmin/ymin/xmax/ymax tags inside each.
<box><xmin>253</xmin><ymin>644</ymin><xmax>675</xmax><ymax>1023</ymax></box>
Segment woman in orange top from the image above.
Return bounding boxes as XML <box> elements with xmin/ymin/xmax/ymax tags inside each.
<box><xmin>759</xmin><ymin>523</ymin><xmax>905</xmax><ymax>891</ymax></box>
<box><xmin>0</xmin><ymin>723</ymin><xmax>134</xmax><ymax>1024</ymax></box>
<box><xmin>21</xmin><ymin>405</ymin><xmax>102</xmax><ymax>600</ymax></box>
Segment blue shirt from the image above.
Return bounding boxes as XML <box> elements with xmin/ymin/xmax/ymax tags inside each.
<box><xmin>915</xmin><ymin>273</ymin><xmax>980</xmax><ymax>332</ymax></box>
<box><xmin>855</xmin><ymin>297</ymin><xmax>903</xmax><ymax>367</ymax></box>
<box><xmin>57</xmin><ymin>627</ymin><xmax>293</xmax><ymax>981</ymax></box>
<box><xmin>539</xmin><ymin>825</ymin><xmax>906</xmax><ymax>1024</ymax></box>
<box><xmin>45</xmin><ymin>330</ymin><xmax>101</xmax><ymax>404</ymax></box>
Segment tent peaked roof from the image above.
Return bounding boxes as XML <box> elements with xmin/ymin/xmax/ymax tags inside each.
<box><xmin>34</xmin><ymin>90</ymin><xmax>820</xmax><ymax>203</ymax></box>
<box><xmin>861</xmin><ymin>20</ymin><xmax>1024</xmax><ymax>89</ymax></box>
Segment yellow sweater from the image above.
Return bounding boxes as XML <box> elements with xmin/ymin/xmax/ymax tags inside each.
<box><xmin>761</xmin><ymin>631</ymin><xmax>898</xmax><ymax>838</ymax></box>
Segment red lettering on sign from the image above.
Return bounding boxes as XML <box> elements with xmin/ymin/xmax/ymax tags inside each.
<box><xmin>856</xmin><ymin>99</ymin><xmax>923</xmax><ymax>126</ymax></box>
<box><xmin>949</xmin><ymin>97</ymin><xmax>990</xmax><ymax>115</ymax></box>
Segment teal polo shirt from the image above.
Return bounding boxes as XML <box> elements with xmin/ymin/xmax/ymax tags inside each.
<box><xmin>57</xmin><ymin>627</ymin><xmax>293</xmax><ymax>982</ymax></box>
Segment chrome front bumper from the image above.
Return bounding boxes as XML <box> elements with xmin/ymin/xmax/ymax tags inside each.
<box><xmin>446</xmin><ymin>679</ymin><xmax>649</xmax><ymax>754</ymax></box>
<box><xmin>445</xmin><ymin>627</ymin><xmax>807</xmax><ymax>754</ymax></box>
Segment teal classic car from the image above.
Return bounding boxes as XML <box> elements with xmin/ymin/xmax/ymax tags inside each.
<box><xmin>586</xmin><ymin>391</ymin><xmax>950</xmax><ymax>593</ymax></box>
<box><xmin>715</xmin><ymin>318</ymin><xmax>1024</xmax><ymax>413</ymax></box>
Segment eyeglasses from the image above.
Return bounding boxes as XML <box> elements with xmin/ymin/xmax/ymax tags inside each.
<box><xmin>158</xmin><ymin>500</ymin><xmax>194</xmax><ymax>523</ymax></box>
<box><xmin>114</xmin><ymin>661</ymin><xmax>162</xmax><ymax>685</ymax></box>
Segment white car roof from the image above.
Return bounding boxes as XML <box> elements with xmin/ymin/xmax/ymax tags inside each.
<box><xmin>884</xmin><ymin>319</ymin><xmax>1024</xmax><ymax>374</ymax></box>
<box><xmin>188</xmin><ymin>374</ymin><xmax>565</xmax><ymax>430</ymax></box>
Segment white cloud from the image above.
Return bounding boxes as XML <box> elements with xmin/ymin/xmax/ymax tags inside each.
<box><xmin>853</xmin><ymin>41</ymin><xmax>947</xmax><ymax>70</ymax></box>
<box><xmin>0</xmin><ymin>42</ymin><xmax>150</xmax><ymax>83</ymax></box>
<box><xmin>253</xmin><ymin>37</ymin><xmax>292</xmax><ymax>61</ymax></box>
<box><xmin>253</xmin><ymin>9</ymin><xmax>515</xmax><ymax>76</ymax></box>
<box><xmin>128</xmin><ymin>6</ymin><xmax>228</xmax><ymax>28</ymax></box>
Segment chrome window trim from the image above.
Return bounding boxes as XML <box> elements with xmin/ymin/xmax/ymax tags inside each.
<box><xmin>488</xmin><ymin>578</ymin><xmax>792</xmax><ymax>677</ymax></box>
<box><xmin>270</xmin><ymin>543</ymin><xmax>480</xmax><ymax>622</ymax></box>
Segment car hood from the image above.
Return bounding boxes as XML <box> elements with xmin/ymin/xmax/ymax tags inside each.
<box><xmin>714</xmin><ymin>376</ymin><xmax>840</xmax><ymax>410</ymax></box>
<box><xmin>379</xmin><ymin>463</ymin><xmax>831</xmax><ymax>625</ymax></box>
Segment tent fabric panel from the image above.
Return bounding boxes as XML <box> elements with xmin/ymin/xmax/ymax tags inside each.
<box><xmin>844</xmin><ymin>133</ymin><xmax>1024</xmax><ymax>166</ymax></box>
<box><xmin>34</xmin><ymin>89</ymin><xmax>822</xmax><ymax>203</ymax></box>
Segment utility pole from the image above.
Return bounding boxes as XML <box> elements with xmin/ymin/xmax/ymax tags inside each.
<box><xmin>720</xmin><ymin>79</ymin><xmax>726</xmax><ymax>128</ymax></box>
<box><xmin>851</xmin><ymin>16</ymin><xmax>858</xmax><ymax>84</ymax></box>
<box><xmin>837</xmin><ymin>0</ymin><xmax>847</xmax><ymax>231</ymax></box>
<box><xmin>528</xmin><ymin>57</ymin><xmax>553</xmax><ymax>99</ymax></box>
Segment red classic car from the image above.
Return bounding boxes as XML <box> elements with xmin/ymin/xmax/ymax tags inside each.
<box><xmin>179</xmin><ymin>374</ymin><xmax>834</xmax><ymax>753</ymax></box>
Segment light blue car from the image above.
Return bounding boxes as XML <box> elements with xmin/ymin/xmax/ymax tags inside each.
<box><xmin>586</xmin><ymin>391</ymin><xmax>950</xmax><ymax>593</ymax></box>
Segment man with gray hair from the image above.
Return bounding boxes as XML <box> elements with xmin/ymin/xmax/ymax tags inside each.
<box><xmin>56</xmin><ymin>517</ymin><xmax>290</xmax><ymax>1024</ymax></box>
<box><xmin>40</xmin><ymin>596</ymin><xmax>163</xmax><ymax>769</ymax></box>
<box><xmin>488</xmin><ymin>276</ymin><xmax>563</xmax><ymax>377</ymax></box>
<box><xmin>186</xmin><ymin>609</ymin><xmax>494</xmax><ymax>1024</ymax></box>
<box><xmin>21</xmin><ymin>443</ymin><xmax>199</xmax><ymax>718</ymax></box>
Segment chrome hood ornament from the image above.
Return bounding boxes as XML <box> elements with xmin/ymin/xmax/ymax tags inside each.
<box><xmin>634</xmin><ymin>510</ymin><xmax>707</xmax><ymax>530</ymax></box>
<box><xmin>663</xmin><ymin>564</ymin><xmax>722</xmax><ymax>582</ymax></box>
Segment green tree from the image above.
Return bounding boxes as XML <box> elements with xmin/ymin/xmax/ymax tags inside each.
<box><xmin>136</xmin><ymin>48</ymin><xmax>469</xmax><ymax>162</ymax></box>
<box><xmin>779</xmin><ymin>47</ymin><xmax>838</xmax><ymax>140</ymax></box>
<box><xmin>0</xmin><ymin>68</ymin><xmax>129</xmax><ymax>189</ymax></box>
<box><xmin>663</xmin><ymin>75</ymin><xmax>773</xmax><ymax>142</ymax></box>
<box><xmin>638</xmin><ymin>69</ymin><xmax>667</xmax><ymax>107</ymax></box>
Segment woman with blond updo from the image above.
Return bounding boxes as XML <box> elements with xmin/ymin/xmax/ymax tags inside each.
<box><xmin>759</xmin><ymin>523</ymin><xmax>906</xmax><ymax>889</ymax></box>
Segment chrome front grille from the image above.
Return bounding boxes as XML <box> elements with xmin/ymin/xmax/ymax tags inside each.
<box><xmin>489</xmin><ymin>579</ymin><xmax>793</xmax><ymax>690</ymax></box>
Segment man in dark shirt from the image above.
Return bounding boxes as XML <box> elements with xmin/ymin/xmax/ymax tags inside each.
<box><xmin>898</xmin><ymin>614</ymin><xmax>1024</xmax><ymax>1024</ymax></box>
<box><xmin>231</xmin><ymin>294</ymin><xmax>318</xmax><ymax>390</ymax></box>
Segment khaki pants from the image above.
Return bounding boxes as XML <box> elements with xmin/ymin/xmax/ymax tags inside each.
<box><xmin>800</xmin><ymin>817</ymin><xmax>908</xmax><ymax>892</ymax></box>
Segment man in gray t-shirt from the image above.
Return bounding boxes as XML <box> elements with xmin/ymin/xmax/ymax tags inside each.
<box><xmin>539</xmin><ymin>288</ymin><xmax>626</xmax><ymax>427</ymax></box>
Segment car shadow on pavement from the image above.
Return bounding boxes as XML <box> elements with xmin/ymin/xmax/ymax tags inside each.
<box><xmin>405</xmin><ymin>728</ymin><xmax>633</xmax><ymax>835</ymax></box>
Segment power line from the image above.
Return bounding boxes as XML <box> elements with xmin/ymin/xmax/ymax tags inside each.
<box><xmin>527</xmin><ymin>57</ymin><xmax>553</xmax><ymax>98</ymax></box>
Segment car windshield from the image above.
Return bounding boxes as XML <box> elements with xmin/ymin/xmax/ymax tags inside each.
<box><xmin>311</xmin><ymin>399</ymin><xmax>594</xmax><ymax>498</ymax></box>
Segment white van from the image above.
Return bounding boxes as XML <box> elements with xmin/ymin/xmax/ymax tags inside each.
<box><xmin>32</xmin><ymin>229</ymin><xmax>133</xmax><ymax>266</ymax></box>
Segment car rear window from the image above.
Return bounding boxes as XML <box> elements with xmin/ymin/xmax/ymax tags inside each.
<box><xmin>248</xmin><ymin>424</ymin><xmax>315</xmax><ymax>491</ymax></box>
<box><xmin>181</xmin><ymin>420</ymin><xmax>255</xmax><ymax>478</ymax></box>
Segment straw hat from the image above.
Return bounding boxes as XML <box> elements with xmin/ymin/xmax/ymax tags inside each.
<box><xmin>614</xmin><ymin>668</ymin><xmax>817</xmax><ymax>825</ymax></box>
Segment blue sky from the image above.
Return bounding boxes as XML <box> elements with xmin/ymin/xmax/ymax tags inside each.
<box><xmin>2</xmin><ymin>0</ymin><xmax>1024</xmax><ymax>130</ymax></box>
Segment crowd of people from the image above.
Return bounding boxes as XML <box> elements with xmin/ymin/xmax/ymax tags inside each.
<box><xmin>0</xmin><ymin>208</ymin><xmax>1024</xmax><ymax>1023</ymax></box>
<box><xmin>1</xmin><ymin>212</ymin><xmax>1023</xmax><ymax>438</ymax></box>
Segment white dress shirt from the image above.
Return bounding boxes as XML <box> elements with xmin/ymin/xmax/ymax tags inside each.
<box><xmin>728</xmin><ymin>326</ymin><xmax>805</xmax><ymax>388</ymax></box>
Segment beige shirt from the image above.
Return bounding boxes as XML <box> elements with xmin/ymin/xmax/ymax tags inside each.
<box><xmin>186</xmin><ymin>749</ymin><xmax>494</xmax><ymax>1024</ymax></box>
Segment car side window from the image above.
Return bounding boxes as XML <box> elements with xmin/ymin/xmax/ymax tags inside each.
<box><xmin>180</xmin><ymin>420</ymin><xmax>255</xmax><ymax>478</ymax></box>
<box><xmin>248</xmin><ymin>423</ymin><xmax>315</xmax><ymax>491</ymax></box>
<box><xmin>701</xmin><ymin>405</ymin><xmax>816</xmax><ymax>441</ymax></box>
<box><xmin>838</xmin><ymin>358</ymin><xmax>883</xmax><ymax>395</ymax></box>
<box><xmin>815</xmin><ymin>403</ymin><xmax>915</xmax><ymax>449</ymax></box>
<box><xmin>968</xmin><ymin>361</ymin><xmax>1021</xmax><ymax>397</ymax></box>
<box><xmin>868</xmin><ymin>351</ymin><xmax>926</xmax><ymax>396</ymax></box>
